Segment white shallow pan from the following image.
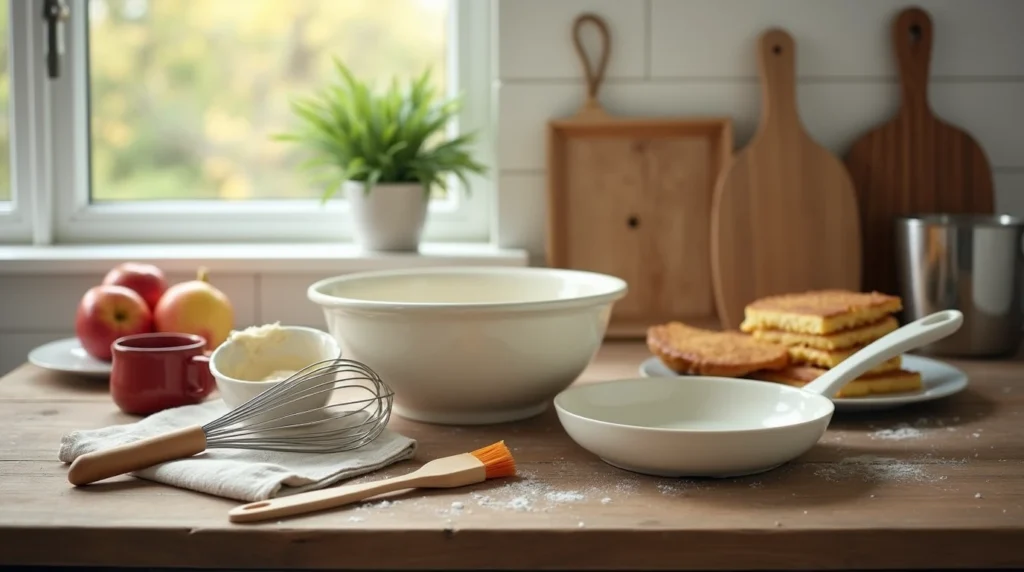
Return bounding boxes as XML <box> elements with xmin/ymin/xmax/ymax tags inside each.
<box><xmin>553</xmin><ymin>310</ymin><xmax>963</xmax><ymax>478</ymax></box>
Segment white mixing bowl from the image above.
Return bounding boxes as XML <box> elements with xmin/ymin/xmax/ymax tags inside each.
<box><xmin>209</xmin><ymin>325</ymin><xmax>340</xmax><ymax>414</ymax></box>
<box><xmin>307</xmin><ymin>266</ymin><xmax>628</xmax><ymax>425</ymax></box>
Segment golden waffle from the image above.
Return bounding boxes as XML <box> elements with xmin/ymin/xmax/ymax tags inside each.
<box><xmin>746</xmin><ymin>365</ymin><xmax>923</xmax><ymax>398</ymax></box>
<box><xmin>788</xmin><ymin>345</ymin><xmax>901</xmax><ymax>374</ymax></box>
<box><xmin>749</xmin><ymin>316</ymin><xmax>899</xmax><ymax>350</ymax></box>
<box><xmin>647</xmin><ymin>321</ymin><xmax>789</xmax><ymax>377</ymax></box>
<box><xmin>739</xmin><ymin>290</ymin><xmax>903</xmax><ymax>335</ymax></box>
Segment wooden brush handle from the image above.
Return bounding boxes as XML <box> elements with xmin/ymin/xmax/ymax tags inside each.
<box><xmin>228</xmin><ymin>472</ymin><xmax>426</xmax><ymax>523</ymax></box>
<box><xmin>67</xmin><ymin>425</ymin><xmax>208</xmax><ymax>486</ymax></box>
<box><xmin>892</xmin><ymin>6</ymin><xmax>933</xmax><ymax>112</ymax></box>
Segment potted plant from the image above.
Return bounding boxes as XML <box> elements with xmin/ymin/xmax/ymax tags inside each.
<box><xmin>275</xmin><ymin>59</ymin><xmax>487</xmax><ymax>252</ymax></box>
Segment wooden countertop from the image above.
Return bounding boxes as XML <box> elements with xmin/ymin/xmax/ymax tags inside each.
<box><xmin>1</xmin><ymin>342</ymin><xmax>1022</xmax><ymax>570</ymax></box>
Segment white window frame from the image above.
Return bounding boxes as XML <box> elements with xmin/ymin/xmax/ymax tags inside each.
<box><xmin>0</xmin><ymin>0</ymin><xmax>49</xmax><ymax>244</ymax></box>
<box><xmin>9</xmin><ymin>0</ymin><xmax>493</xmax><ymax>245</ymax></box>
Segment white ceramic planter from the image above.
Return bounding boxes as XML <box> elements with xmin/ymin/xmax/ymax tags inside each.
<box><xmin>344</xmin><ymin>181</ymin><xmax>429</xmax><ymax>252</ymax></box>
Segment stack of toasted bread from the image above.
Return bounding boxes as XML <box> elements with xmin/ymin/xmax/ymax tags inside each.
<box><xmin>646</xmin><ymin>289</ymin><xmax>924</xmax><ymax>398</ymax></box>
<box><xmin>739</xmin><ymin>290</ymin><xmax>922</xmax><ymax>397</ymax></box>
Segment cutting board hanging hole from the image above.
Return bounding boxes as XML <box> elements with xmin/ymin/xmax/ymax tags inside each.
<box><xmin>627</xmin><ymin>216</ymin><xmax>640</xmax><ymax>229</ymax></box>
<box><xmin>909</xmin><ymin>24</ymin><xmax>922</xmax><ymax>43</ymax></box>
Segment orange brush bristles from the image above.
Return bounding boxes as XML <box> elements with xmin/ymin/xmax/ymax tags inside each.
<box><xmin>469</xmin><ymin>440</ymin><xmax>517</xmax><ymax>479</ymax></box>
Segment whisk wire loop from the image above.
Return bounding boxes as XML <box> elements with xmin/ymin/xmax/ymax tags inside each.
<box><xmin>201</xmin><ymin>358</ymin><xmax>394</xmax><ymax>453</ymax></box>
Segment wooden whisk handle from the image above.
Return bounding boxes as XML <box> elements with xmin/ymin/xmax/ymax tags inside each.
<box><xmin>67</xmin><ymin>425</ymin><xmax>208</xmax><ymax>486</ymax></box>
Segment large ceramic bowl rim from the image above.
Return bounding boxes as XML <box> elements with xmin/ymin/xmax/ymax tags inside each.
<box><xmin>208</xmin><ymin>325</ymin><xmax>339</xmax><ymax>386</ymax></box>
<box><xmin>307</xmin><ymin>266</ymin><xmax>629</xmax><ymax>313</ymax></box>
<box><xmin>553</xmin><ymin>376</ymin><xmax>836</xmax><ymax>435</ymax></box>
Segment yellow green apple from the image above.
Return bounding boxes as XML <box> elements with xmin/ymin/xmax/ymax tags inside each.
<box><xmin>154</xmin><ymin>267</ymin><xmax>234</xmax><ymax>350</ymax></box>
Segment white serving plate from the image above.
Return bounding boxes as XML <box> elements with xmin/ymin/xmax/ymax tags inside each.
<box><xmin>27</xmin><ymin>337</ymin><xmax>112</xmax><ymax>378</ymax></box>
<box><xmin>639</xmin><ymin>353</ymin><xmax>968</xmax><ymax>412</ymax></box>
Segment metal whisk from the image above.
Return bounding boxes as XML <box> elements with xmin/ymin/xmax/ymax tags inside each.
<box><xmin>205</xmin><ymin>358</ymin><xmax>394</xmax><ymax>453</ymax></box>
<box><xmin>67</xmin><ymin>357</ymin><xmax>395</xmax><ymax>486</ymax></box>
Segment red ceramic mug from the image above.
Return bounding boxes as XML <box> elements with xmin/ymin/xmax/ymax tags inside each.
<box><xmin>110</xmin><ymin>332</ymin><xmax>216</xmax><ymax>415</ymax></box>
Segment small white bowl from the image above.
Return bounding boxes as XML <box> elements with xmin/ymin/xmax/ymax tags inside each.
<box><xmin>209</xmin><ymin>325</ymin><xmax>340</xmax><ymax>413</ymax></box>
<box><xmin>307</xmin><ymin>266</ymin><xmax>628</xmax><ymax>425</ymax></box>
<box><xmin>553</xmin><ymin>376</ymin><xmax>834</xmax><ymax>478</ymax></box>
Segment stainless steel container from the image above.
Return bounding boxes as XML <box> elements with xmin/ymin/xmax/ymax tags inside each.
<box><xmin>895</xmin><ymin>214</ymin><xmax>1024</xmax><ymax>357</ymax></box>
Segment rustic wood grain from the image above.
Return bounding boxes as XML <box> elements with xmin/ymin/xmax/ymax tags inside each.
<box><xmin>1</xmin><ymin>342</ymin><xmax>1022</xmax><ymax>570</ymax></box>
<box><xmin>711</xmin><ymin>27</ymin><xmax>862</xmax><ymax>330</ymax></box>
<box><xmin>844</xmin><ymin>6</ymin><xmax>995</xmax><ymax>296</ymax></box>
<box><xmin>546</xmin><ymin>13</ymin><xmax>733</xmax><ymax>338</ymax></box>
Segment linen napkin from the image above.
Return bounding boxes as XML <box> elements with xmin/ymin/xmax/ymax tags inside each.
<box><xmin>58</xmin><ymin>399</ymin><xmax>417</xmax><ymax>502</ymax></box>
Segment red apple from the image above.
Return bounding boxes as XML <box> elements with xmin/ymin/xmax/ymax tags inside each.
<box><xmin>75</xmin><ymin>285</ymin><xmax>154</xmax><ymax>361</ymax></box>
<box><xmin>102</xmin><ymin>262</ymin><xmax>168</xmax><ymax>311</ymax></box>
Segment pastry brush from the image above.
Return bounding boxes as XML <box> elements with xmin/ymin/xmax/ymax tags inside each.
<box><xmin>228</xmin><ymin>440</ymin><xmax>517</xmax><ymax>523</ymax></box>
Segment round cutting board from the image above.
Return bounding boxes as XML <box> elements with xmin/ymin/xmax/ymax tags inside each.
<box><xmin>711</xmin><ymin>28</ymin><xmax>862</xmax><ymax>330</ymax></box>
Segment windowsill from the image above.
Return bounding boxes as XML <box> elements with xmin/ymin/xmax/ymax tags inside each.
<box><xmin>0</xmin><ymin>242</ymin><xmax>531</xmax><ymax>274</ymax></box>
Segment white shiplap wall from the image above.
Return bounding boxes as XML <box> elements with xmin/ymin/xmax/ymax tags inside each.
<box><xmin>2</xmin><ymin>0</ymin><xmax>1023</xmax><ymax>375</ymax></box>
<box><xmin>494</xmin><ymin>0</ymin><xmax>1024</xmax><ymax>257</ymax></box>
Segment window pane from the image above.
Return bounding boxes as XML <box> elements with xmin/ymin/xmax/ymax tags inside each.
<box><xmin>0</xmin><ymin>0</ymin><xmax>10</xmax><ymax>203</ymax></box>
<box><xmin>87</xmin><ymin>0</ymin><xmax>449</xmax><ymax>202</ymax></box>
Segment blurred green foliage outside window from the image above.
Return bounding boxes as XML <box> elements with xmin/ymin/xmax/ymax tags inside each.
<box><xmin>87</xmin><ymin>0</ymin><xmax>449</xmax><ymax>203</ymax></box>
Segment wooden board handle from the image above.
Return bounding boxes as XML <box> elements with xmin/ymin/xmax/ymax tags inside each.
<box><xmin>229</xmin><ymin>472</ymin><xmax>426</xmax><ymax>523</ymax></box>
<box><xmin>892</xmin><ymin>6</ymin><xmax>933</xmax><ymax>113</ymax></box>
<box><xmin>67</xmin><ymin>425</ymin><xmax>208</xmax><ymax>486</ymax></box>
<box><xmin>757</xmin><ymin>28</ymin><xmax>800</xmax><ymax>130</ymax></box>
<box><xmin>571</xmin><ymin>13</ymin><xmax>611</xmax><ymax>117</ymax></box>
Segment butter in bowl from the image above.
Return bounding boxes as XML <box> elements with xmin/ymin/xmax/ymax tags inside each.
<box><xmin>208</xmin><ymin>323</ymin><xmax>341</xmax><ymax>414</ymax></box>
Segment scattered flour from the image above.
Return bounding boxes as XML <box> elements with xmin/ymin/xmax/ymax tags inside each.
<box><xmin>546</xmin><ymin>491</ymin><xmax>585</xmax><ymax>503</ymax></box>
<box><xmin>814</xmin><ymin>455</ymin><xmax>928</xmax><ymax>483</ymax></box>
<box><xmin>600</xmin><ymin>497</ymin><xmax>612</xmax><ymax>504</ymax></box>
<box><xmin>348</xmin><ymin>516</ymin><xmax>365</xmax><ymax>522</ymax></box>
<box><xmin>870</xmin><ymin>423</ymin><xmax>923</xmax><ymax>440</ymax></box>
<box><xmin>656</xmin><ymin>479</ymin><xmax>706</xmax><ymax>496</ymax></box>
<box><xmin>975</xmin><ymin>492</ymin><xmax>983</xmax><ymax>499</ymax></box>
<box><xmin>468</xmin><ymin>475</ymin><xmax>615</xmax><ymax>513</ymax></box>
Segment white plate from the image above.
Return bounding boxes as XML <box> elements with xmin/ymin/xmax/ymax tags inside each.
<box><xmin>27</xmin><ymin>337</ymin><xmax>112</xmax><ymax>378</ymax></box>
<box><xmin>638</xmin><ymin>353</ymin><xmax>968</xmax><ymax>412</ymax></box>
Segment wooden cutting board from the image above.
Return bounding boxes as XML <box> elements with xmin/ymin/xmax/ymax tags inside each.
<box><xmin>546</xmin><ymin>13</ymin><xmax>733</xmax><ymax>338</ymax></box>
<box><xmin>844</xmin><ymin>6</ymin><xmax>995</xmax><ymax>296</ymax></box>
<box><xmin>710</xmin><ymin>28</ymin><xmax>862</xmax><ymax>331</ymax></box>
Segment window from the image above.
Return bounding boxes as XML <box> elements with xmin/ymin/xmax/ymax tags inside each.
<box><xmin>0</xmin><ymin>0</ymin><xmax>37</xmax><ymax>245</ymax></box>
<box><xmin>2</xmin><ymin>0</ymin><xmax>491</xmax><ymax>244</ymax></box>
<box><xmin>0</xmin><ymin>0</ymin><xmax>9</xmax><ymax>204</ymax></box>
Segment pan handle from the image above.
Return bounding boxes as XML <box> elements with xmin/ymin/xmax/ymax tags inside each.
<box><xmin>802</xmin><ymin>310</ymin><xmax>963</xmax><ymax>398</ymax></box>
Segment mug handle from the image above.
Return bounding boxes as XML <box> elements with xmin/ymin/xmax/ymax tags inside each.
<box><xmin>187</xmin><ymin>353</ymin><xmax>216</xmax><ymax>400</ymax></box>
